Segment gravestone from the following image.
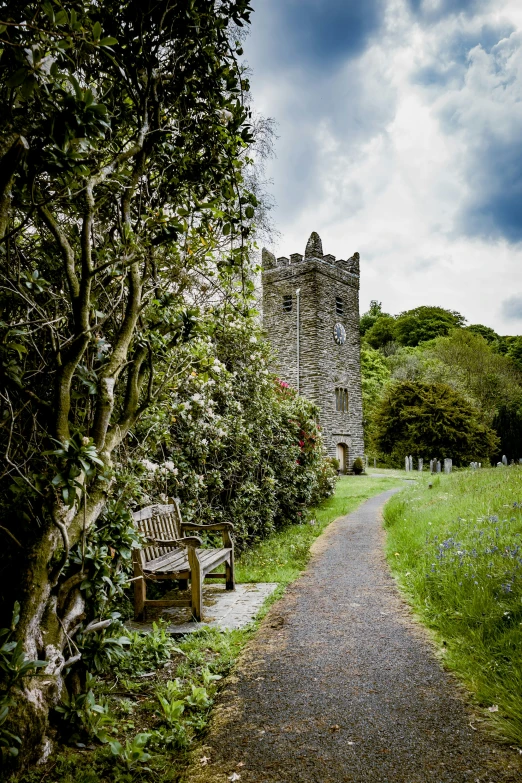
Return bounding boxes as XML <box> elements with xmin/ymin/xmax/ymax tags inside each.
<box><xmin>409</xmin><ymin>455</ymin><xmax>413</xmax><ymax>472</ymax></box>
<box><xmin>418</xmin><ymin>458</ymin><xmax>423</xmax><ymax>472</ymax></box>
<box><xmin>405</xmin><ymin>456</ymin><xmax>409</xmax><ymax>472</ymax></box>
<box><xmin>502</xmin><ymin>454</ymin><xmax>508</xmax><ymax>466</ymax></box>
<box><xmin>430</xmin><ymin>459</ymin><xmax>434</xmax><ymax>473</ymax></box>
<box><xmin>436</xmin><ymin>460</ymin><xmax>441</xmax><ymax>473</ymax></box>
<box><xmin>444</xmin><ymin>458</ymin><xmax>452</xmax><ymax>474</ymax></box>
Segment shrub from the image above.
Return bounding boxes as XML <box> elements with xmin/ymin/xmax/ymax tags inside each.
<box><xmin>352</xmin><ymin>457</ymin><xmax>364</xmax><ymax>475</ymax></box>
<box><xmin>130</xmin><ymin>308</ymin><xmax>336</xmax><ymax>550</ymax></box>
<box><xmin>373</xmin><ymin>381</ymin><xmax>499</xmax><ymax>466</ymax></box>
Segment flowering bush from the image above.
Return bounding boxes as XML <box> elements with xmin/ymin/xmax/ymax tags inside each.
<box><xmin>131</xmin><ymin>309</ymin><xmax>337</xmax><ymax>550</ymax></box>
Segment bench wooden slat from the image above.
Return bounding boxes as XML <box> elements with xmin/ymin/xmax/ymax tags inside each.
<box><xmin>132</xmin><ymin>498</ymin><xmax>235</xmax><ymax>621</ymax></box>
<box><xmin>144</xmin><ymin>549</ymin><xmax>189</xmax><ymax>574</ymax></box>
<box><xmin>198</xmin><ymin>548</ymin><xmax>231</xmax><ymax>570</ymax></box>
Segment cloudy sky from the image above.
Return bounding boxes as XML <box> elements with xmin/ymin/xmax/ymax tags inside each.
<box><xmin>244</xmin><ymin>0</ymin><xmax>522</xmax><ymax>334</ymax></box>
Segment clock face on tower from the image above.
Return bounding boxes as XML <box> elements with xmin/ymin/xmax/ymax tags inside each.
<box><xmin>333</xmin><ymin>322</ymin><xmax>346</xmax><ymax>345</ymax></box>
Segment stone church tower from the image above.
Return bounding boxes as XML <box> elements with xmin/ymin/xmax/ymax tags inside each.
<box><xmin>261</xmin><ymin>231</ymin><xmax>364</xmax><ymax>472</ymax></box>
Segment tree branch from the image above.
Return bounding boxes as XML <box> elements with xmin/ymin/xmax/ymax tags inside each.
<box><xmin>38</xmin><ymin>205</ymin><xmax>80</xmax><ymax>301</ymax></box>
<box><xmin>0</xmin><ymin>135</ymin><xmax>29</xmax><ymax>239</ymax></box>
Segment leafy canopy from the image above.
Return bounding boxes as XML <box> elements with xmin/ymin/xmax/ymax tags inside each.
<box><xmin>360</xmin><ymin>300</ymin><xmax>391</xmax><ymax>336</ymax></box>
<box><xmin>373</xmin><ymin>381</ymin><xmax>499</xmax><ymax>466</ymax></box>
<box><xmin>394</xmin><ymin>306</ymin><xmax>466</xmax><ymax>347</ymax></box>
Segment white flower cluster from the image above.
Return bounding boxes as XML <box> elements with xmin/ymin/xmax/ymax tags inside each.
<box><xmin>141</xmin><ymin>459</ymin><xmax>178</xmax><ymax>476</ymax></box>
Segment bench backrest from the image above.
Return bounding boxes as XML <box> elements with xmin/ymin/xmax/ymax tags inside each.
<box><xmin>132</xmin><ymin>499</ymin><xmax>184</xmax><ymax>564</ymax></box>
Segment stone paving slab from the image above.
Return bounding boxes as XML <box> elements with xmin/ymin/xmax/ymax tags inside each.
<box><xmin>127</xmin><ymin>583</ymin><xmax>278</xmax><ymax>636</ymax></box>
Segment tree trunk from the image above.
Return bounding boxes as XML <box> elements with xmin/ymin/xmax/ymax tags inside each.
<box><xmin>5</xmin><ymin>491</ymin><xmax>106</xmax><ymax>768</ymax></box>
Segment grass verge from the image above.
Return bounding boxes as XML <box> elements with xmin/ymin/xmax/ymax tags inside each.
<box><xmin>13</xmin><ymin>473</ymin><xmax>401</xmax><ymax>783</ymax></box>
<box><xmin>384</xmin><ymin>466</ymin><xmax>522</xmax><ymax>745</ymax></box>
<box><xmin>235</xmin><ymin>472</ymin><xmax>403</xmax><ymax>583</ymax></box>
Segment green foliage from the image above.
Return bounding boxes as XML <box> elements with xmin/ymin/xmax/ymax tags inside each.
<box><xmin>45</xmin><ymin>435</ymin><xmax>105</xmax><ymax>508</ymax></box>
<box><xmin>156</xmin><ymin>694</ymin><xmax>185</xmax><ymax>727</ymax></box>
<box><xmin>109</xmin><ymin>733</ymin><xmax>151</xmax><ymax>770</ymax></box>
<box><xmin>384</xmin><ymin>468</ymin><xmax>522</xmax><ymax>744</ymax></box>
<box><xmin>352</xmin><ymin>457</ymin><xmax>364</xmax><ymax>475</ymax></box>
<box><xmin>55</xmin><ymin>679</ymin><xmax>115</xmax><ymax>744</ymax></box>
<box><xmin>362</xmin><ymin>321</ymin><xmax>522</xmax><ymax>465</ymax></box>
<box><xmin>373</xmin><ymin>381</ymin><xmax>499</xmax><ymax>465</ymax></box>
<box><xmin>113</xmin><ymin>623</ymin><xmax>183</xmax><ymax>677</ymax></box>
<box><xmin>129</xmin><ymin>310</ymin><xmax>336</xmax><ymax>551</ymax></box>
<box><xmin>466</xmin><ymin>324</ymin><xmax>500</xmax><ymax>344</ymax></box>
<box><xmin>506</xmin><ymin>336</ymin><xmax>522</xmax><ymax>372</ymax></box>
<box><xmin>67</xmin><ymin>501</ymin><xmax>142</xmax><ymax>620</ymax></box>
<box><xmin>0</xmin><ymin>0</ymin><xmax>280</xmax><ymax>764</ymax></box>
<box><xmin>360</xmin><ymin>345</ymin><xmax>391</xmax><ymax>447</ymax></box>
<box><xmin>426</xmin><ymin>330</ymin><xmax>521</xmax><ymax>420</ymax></box>
<box><xmin>75</xmin><ymin>623</ymin><xmax>131</xmax><ymax>675</ymax></box>
<box><xmin>492</xmin><ymin>398</ymin><xmax>522</xmax><ymax>462</ymax></box>
<box><xmin>360</xmin><ymin>300</ymin><xmax>391</xmax><ymax>336</ymax></box>
<box><xmin>394</xmin><ymin>306</ymin><xmax>465</xmax><ymax>347</ymax></box>
<box><xmin>364</xmin><ymin>315</ymin><xmax>396</xmax><ymax>349</ymax></box>
<box><xmin>183</xmin><ymin>685</ymin><xmax>211</xmax><ymax>710</ymax></box>
<box><xmin>0</xmin><ymin>0</ymin><xmax>261</xmax><ymax>636</ymax></box>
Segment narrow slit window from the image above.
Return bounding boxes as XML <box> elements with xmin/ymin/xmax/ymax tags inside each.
<box><xmin>283</xmin><ymin>294</ymin><xmax>292</xmax><ymax>312</ymax></box>
<box><xmin>336</xmin><ymin>296</ymin><xmax>344</xmax><ymax>316</ymax></box>
<box><xmin>335</xmin><ymin>387</ymin><xmax>349</xmax><ymax>413</ymax></box>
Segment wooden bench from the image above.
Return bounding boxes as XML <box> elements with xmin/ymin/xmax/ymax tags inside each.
<box><xmin>131</xmin><ymin>498</ymin><xmax>234</xmax><ymax>622</ymax></box>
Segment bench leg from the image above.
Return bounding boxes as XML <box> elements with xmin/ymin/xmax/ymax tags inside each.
<box><xmin>187</xmin><ymin>546</ymin><xmax>202</xmax><ymax>621</ymax></box>
<box><xmin>225</xmin><ymin>554</ymin><xmax>235</xmax><ymax>591</ymax></box>
<box><xmin>134</xmin><ymin>574</ymin><xmax>146</xmax><ymax>620</ymax></box>
<box><xmin>132</xmin><ymin>552</ymin><xmax>146</xmax><ymax>620</ymax></box>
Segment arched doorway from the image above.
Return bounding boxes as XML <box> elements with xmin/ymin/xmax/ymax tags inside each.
<box><xmin>336</xmin><ymin>443</ymin><xmax>348</xmax><ymax>474</ymax></box>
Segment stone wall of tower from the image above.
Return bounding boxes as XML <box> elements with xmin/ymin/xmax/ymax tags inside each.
<box><xmin>261</xmin><ymin>233</ymin><xmax>364</xmax><ymax>470</ymax></box>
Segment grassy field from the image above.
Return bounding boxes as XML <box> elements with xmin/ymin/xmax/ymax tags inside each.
<box><xmin>384</xmin><ymin>466</ymin><xmax>522</xmax><ymax>744</ymax></box>
<box><xmin>236</xmin><ymin>472</ymin><xmax>403</xmax><ymax>583</ymax></box>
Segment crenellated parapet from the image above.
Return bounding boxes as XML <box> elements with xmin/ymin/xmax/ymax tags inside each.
<box><xmin>262</xmin><ymin>232</ymin><xmax>360</xmax><ymax>277</ymax></box>
<box><xmin>261</xmin><ymin>247</ymin><xmax>277</xmax><ymax>269</ymax></box>
<box><xmin>261</xmin><ymin>230</ymin><xmax>364</xmax><ymax>471</ymax></box>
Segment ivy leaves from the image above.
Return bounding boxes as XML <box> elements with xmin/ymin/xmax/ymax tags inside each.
<box><xmin>44</xmin><ymin>434</ymin><xmax>105</xmax><ymax>507</ymax></box>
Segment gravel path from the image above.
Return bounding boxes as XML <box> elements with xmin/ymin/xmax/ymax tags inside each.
<box><xmin>188</xmin><ymin>490</ymin><xmax>522</xmax><ymax>783</ymax></box>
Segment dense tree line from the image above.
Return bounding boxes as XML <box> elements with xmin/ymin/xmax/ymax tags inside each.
<box><xmin>361</xmin><ymin>302</ymin><xmax>522</xmax><ymax>465</ymax></box>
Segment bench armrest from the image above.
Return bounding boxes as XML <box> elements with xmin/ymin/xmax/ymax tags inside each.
<box><xmin>144</xmin><ymin>535</ymin><xmax>202</xmax><ymax>548</ymax></box>
<box><xmin>181</xmin><ymin>522</ymin><xmax>234</xmax><ymax>548</ymax></box>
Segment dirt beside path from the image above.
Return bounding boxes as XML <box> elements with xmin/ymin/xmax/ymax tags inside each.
<box><xmin>186</xmin><ymin>490</ymin><xmax>522</xmax><ymax>783</ymax></box>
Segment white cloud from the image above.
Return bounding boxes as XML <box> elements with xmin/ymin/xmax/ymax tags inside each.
<box><xmin>246</xmin><ymin>0</ymin><xmax>522</xmax><ymax>334</ymax></box>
